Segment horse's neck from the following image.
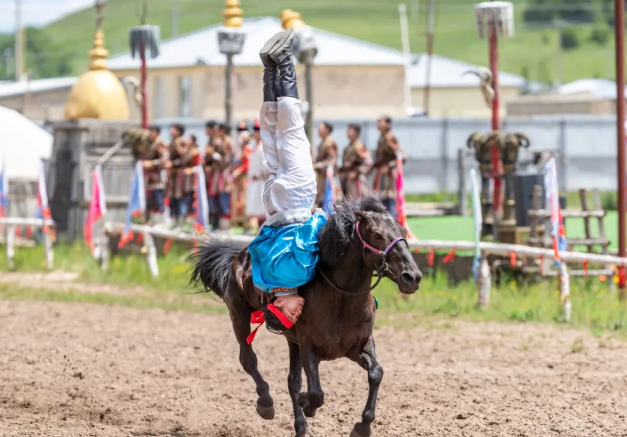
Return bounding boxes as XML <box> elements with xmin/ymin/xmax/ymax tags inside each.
<box><xmin>325</xmin><ymin>238</ymin><xmax>373</xmax><ymax>302</ymax></box>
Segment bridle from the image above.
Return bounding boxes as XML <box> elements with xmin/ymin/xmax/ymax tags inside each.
<box><xmin>318</xmin><ymin>221</ymin><xmax>408</xmax><ymax>296</ymax></box>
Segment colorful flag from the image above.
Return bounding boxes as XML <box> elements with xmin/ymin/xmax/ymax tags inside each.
<box><xmin>36</xmin><ymin>160</ymin><xmax>53</xmax><ymax>234</ymax></box>
<box><xmin>119</xmin><ymin>161</ymin><xmax>146</xmax><ymax>248</ymax></box>
<box><xmin>322</xmin><ymin>164</ymin><xmax>335</xmax><ymax>214</ymax></box>
<box><xmin>0</xmin><ymin>156</ymin><xmax>8</xmax><ymax>217</ymax></box>
<box><xmin>193</xmin><ymin>164</ymin><xmax>210</xmax><ymax>232</ymax></box>
<box><xmin>395</xmin><ymin>152</ymin><xmax>415</xmax><ymax>238</ymax></box>
<box><xmin>544</xmin><ymin>158</ymin><xmax>567</xmax><ymax>265</ymax></box>
<box><xmin>469</xmin><ymin>168</ymin><xmax>483</xmax><ymax>280</ymax></box>
<box><xmin>84</xmin><ymin>165</ymin><xmax>108</xmax><ymax>253</ymax></box>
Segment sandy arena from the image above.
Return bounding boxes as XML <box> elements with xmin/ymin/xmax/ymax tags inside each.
<box><xmin>1</xmin><ymin>299</ymin><xmax>627</xmax><ymax>437</ymax></box>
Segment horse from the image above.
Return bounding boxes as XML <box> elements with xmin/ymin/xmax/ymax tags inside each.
<box><xmin>189</xmin><ymin>195</ymin><xmax>422</xmax><ymax>437</ymax></box>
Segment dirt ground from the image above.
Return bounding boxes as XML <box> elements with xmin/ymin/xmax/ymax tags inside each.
<box><xmin>1</xmin><ymin>300</ymin><xmax>627</xmax><ymax>437</ymax></box>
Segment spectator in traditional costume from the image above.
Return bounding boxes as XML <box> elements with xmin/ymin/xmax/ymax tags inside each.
<box><xmin>339</xmin><ymin>123</ymin><xmax>372</xmax><ymax>200</ymax></box>
<box><xmin>204</xmin><ymin>121</ymin><xmax>220</xmax><ymax>230</ymax></box>
<box><xmin>142</xmin><ymin>125</ymin><xmax>169</xmax><ymax>224</ymax></box>
<box><xmin>373</xmin><ymin>116</ymin><xmax>405</xmax><ymax>218</ymax></box>
<box><xmin>167</xmin><ymin>124</ymin><xmax>197</xmax><ymax>230</ymax></box>
<box><xmin>231</xmin><ymin>121</ymin><xmax>252</xmax><ymax>227</ymax></box>
<box><xmin>313</xmin><ymin>121</ymin><xmax>338</xmax><ymax>208</ymax></box>
<box><xmin>245</xmin><ymin>119</ymin><xmax>267</xmax><ymax>233</ymax></box>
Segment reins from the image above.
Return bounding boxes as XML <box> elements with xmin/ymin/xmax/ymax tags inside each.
<box><xmin>318</xmin><ymin>221</ymin><xmax>407</xmax><ymax>296</ymax></box>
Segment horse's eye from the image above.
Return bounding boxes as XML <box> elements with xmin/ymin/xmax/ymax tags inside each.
<box><xmin>373</xmin><ymin>233</ymin><xmax>384</xmax><ymax>240</ymax></box>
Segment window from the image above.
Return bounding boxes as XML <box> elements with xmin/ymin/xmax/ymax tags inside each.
<box><xmin>178</xmin><ymin>75</ymin><xmax>192</xmax><ymax>117</ymax></box>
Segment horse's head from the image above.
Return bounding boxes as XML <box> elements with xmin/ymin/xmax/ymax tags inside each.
<box><xmin>319</xmin><ymin>195</ymin><xmax>422</xmax><ymax>294</ymax></box>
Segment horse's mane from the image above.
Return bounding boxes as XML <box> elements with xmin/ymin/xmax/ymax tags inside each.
<box><xmin>318</xmin><ymin>194</ymin><xmax>389</xmax><ymax>266</ymax></box>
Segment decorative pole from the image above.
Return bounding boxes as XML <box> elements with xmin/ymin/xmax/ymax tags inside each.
<box><xmin>218</xmin><ymin>0</ymin><xmax>245</xmax><ymax>131</ymax></box>
<box><xmin>129</xmin><ymin>2</ymin><xmax>160</xmax><ymax>129</ymax></box>
<box><xmin>281</xmin><ymin>9</ymin><xmax>318</xmax><ymax>144</ymax></box>
<box><xmin>423</xmin><ymin>0</ymin><xmax>436</xmax><ymax>116</ymax></box>
<box><xmin>474</xmin><ymin>2</ymin><xmax>514</xmax><ymax>221</ymax></box>
<box><xmin>614</xmin><ymin>0</ymin><xmax>626</xmax><ymax>301</ymax></box>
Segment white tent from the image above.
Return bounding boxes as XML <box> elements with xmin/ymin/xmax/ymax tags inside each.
<box><xmin>0</xmin><ymin>106</ymin><xmax>52</xmax><ymax>180</ymax></box>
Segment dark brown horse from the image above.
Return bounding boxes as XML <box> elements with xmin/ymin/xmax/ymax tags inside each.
<box><xmin>190</xmin><ymin>195</ymin><xmax>422</xmax><ymax>437</ymax></box>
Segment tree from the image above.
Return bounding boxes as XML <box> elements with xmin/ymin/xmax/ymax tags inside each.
<box><xmin>0</xmin><ymin>27</ymin><xmax>73</xmax><ymax>80</ymax></box>
<box><xmin>524</xmin><ymin>0</ymin><xmax>597</xmax><ymax>26</ymax></box>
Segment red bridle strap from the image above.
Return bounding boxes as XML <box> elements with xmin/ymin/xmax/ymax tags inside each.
<box><xmin>355</xmin><ymin>221</ymin><xmax>406</xmax><ymax>256</ymax></box>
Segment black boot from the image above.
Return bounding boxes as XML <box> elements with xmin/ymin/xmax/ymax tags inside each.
<box><xmin>260</xmin><ymin>29</ymin><xmax>299</xmax><ymax>100</ymax></box>
<box><xmin>260</xmin><ymin>30</ymin><xmax>293</xmax><ymax>102</ymax></box>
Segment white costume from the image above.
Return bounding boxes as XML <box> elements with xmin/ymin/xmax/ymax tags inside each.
<box><xmin>260</xmin><ymin>97</ymin><xmax>317</xmax><ymax>218</ymax></box>
<box><xmin>245</xmin><ymin>139</ymin><xmax>267</xmax><ymax>219</ymax></box>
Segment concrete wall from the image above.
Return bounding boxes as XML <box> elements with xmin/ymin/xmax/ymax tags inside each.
<box><xmin>113</xmin><ymin>64</ymin><xmax>407</xmax><ymax>121</ymax></box>
<box><xmin>411</xmin><ymin>86</ymin><xmax>520</xmax><ymax>118</ymax></box>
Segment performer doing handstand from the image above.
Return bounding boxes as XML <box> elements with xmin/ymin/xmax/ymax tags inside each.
<box><xmin>248</xmin><ymin>29</ymin><xmax>326</xmax><ymax>332</ymax></box>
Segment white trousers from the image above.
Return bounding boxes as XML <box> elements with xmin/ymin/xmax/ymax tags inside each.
<box><xmin>260</xmin><ymin>97</ymin><xmax>316</xmax><ymax>215</ymax></box>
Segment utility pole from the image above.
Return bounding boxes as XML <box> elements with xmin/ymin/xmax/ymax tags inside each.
<box><xmin>398</xmin><ymin>3</ymin><xmax>412</xmax><ymax>115</ymax></box>
<box><xmin>14</xmin><ymin>0</ymin><xmax>24</xmax><ymax>81</ymax></box>
<box><xmin>423</xmin><ymin>0</ymin><xmax>436</xmax><ymax>116</ymax></box>
<box><xmin>614</xmin><ymin>0</ymin><xmax>626</xmax><ymax>301</ymax></box>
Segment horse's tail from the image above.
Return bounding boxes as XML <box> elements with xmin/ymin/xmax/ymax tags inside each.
<box><xmin>189</xmin><ymin>238</ymin><xmax>247</xmax><ymax>298</ymax></box>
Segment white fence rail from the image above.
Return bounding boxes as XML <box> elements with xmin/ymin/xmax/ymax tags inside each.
<box><xmin>1</xmin><ymin>217</ymin><xmax>56</xmax><ymax>269</ymax></box>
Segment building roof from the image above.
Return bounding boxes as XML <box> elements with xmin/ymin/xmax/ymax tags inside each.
<box><xmin>0</xmin><ymin>106</ymin><xmax>52</xmax><ymax>179</ymax></box>
<box><xmin>0</xmin><ymin>77</ymin><xmax>77</xmax><ymax>98</ymax></box>
<box><xmin>407</xmin><ymin>54</ymin><xmax>527</xmax><ymax>88</ymax></box>
<box><xmin>557</xmin><ymin>78</ymin><xmax>622</xmax><ymax>99</ymax></box>
<box><xmin>108</xmin><ymin>16</ymin><xmax>407</xmax><ymax>70</ymax></box>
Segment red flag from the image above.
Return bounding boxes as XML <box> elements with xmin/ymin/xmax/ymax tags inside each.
<box><xmin>84</xmin><ymin>166</ymin><xmax>107</xmax><ymax>254</ymax></box>
<box><xmin>395</xmin><ymin>153</ymin><xmax>414</xmax><ymax>238</ymax></box>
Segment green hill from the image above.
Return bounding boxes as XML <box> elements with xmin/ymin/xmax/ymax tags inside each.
<box><xmin>17</xmin><ymin>0</ymin><xmax>627</xmax><ymax>83</ymax></box>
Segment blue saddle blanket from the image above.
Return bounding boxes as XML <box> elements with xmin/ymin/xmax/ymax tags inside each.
<box><xmin>249</xmin><ymin>209</ymin><xmax>327</xmax><ymax>294</ymax></box>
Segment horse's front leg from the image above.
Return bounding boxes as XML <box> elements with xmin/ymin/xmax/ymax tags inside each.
<box><xmin>349</xmin><ymin>337</ymin><xmax>383</xmax><ymax>437</ymax></box>
<box><xmin>298</xmin><ymin>345</ymin><xmax>324</xmax><ymax>418</ymax></box>
<box><xmin>287</xmin><ymin>340</ymin><xmax>308</xmax><ymax>436</ymax></box>
<box><xmin>227</xmin><ymin>299</ymin><xmax>275</xmax><ymax>420</ymax></box>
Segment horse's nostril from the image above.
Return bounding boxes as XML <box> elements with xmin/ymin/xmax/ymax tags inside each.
<box><xmin>401</xmin><ymin>272</ymin><xmax>416</xmax><ymax>284</ymax></box>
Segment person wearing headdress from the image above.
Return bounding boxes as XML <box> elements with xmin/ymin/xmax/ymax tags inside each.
<box><xmin>204</xmin><ymin>121</ymin><xmax>220</xmax><ymax>230</ymax></box>
<box><xmin>212</xmin><ymin>123</ymin><xmax>234</xmax><ymax>231</ymax></box>
<box><xmin>142</xmin><ymin>125</ymin><xmax>169</xmax><ymax>224</ymax></box>
<box><xmin>339</xmin><ymin>123</ymin><xmax>372</xmax><ymax>200</ymax></box>
<box><xmin>313</xmin><ymin>121</ymin><xmax>338</xmax><ymax>208</ymax></box>
<box><xmin>373</xmin><ymin>116</ymin><xmax>405</xmax><ymax>218</ymax></box>
<box><xmin>231</xmin><ymin>120</ymin><xmax>252</xmax><ymax>227</ymax></box>
<box><xmin>245</xmin><ymin>119</ymin><xmax>267</xmax><ymax>233</ymax></box>
<box><xmin>166</xmin><ymin>123</ymin><xmax>198</xmax><ymax>230</ymax></box>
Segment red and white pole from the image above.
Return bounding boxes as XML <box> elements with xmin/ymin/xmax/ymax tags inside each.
<box><xmin>488</xmin><ymin>16</ymin><xmax>502</xmax><ymax>215</ymax></box>
<box><xmin>140</xmin><ymin>39</ymin><xmax>149</xmax><ymax>129</ymax></box>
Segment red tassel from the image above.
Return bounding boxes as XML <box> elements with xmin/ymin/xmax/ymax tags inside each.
<box><xmin>413</xmin><ymin>248</ymin><xmax>420</xmax><ymax>254</ymax></box>
<box><xmin>247</xmin><ymin>310</ymin><xmax>265</xmax><ymax>344</ymax></box>
<box><xmin>443</xmin><ymin>248</ymin><xmax>456</xmax><ymax>263</ymax></box>
<box><xmin>619</xmin><ymin>265</ymin><xmax>626</xmax><ymax>288</ymax></box>
<box><xmin>510</xmin><ymin>251</ymin><xmax>516</xmax><ymax>267</ymax></box>
<box><xmin>26</xmin><ymin>226</ymin><xmax>33</xmax><ymax>239</ymax></box>
<box><xmin>163</xmin><ymin>239</ymin><xmax>172</xmax><ymax>255</ymax></box>
<box><xmin>539</xmin><ymin>255</ymin><xmax>544</xmax><ymax>276</ymax></box>
<box><xmin>583</xmin><ymin>259</ymin><xmax>589</xmax><ymax>278</ymax></box>
<box><xmin>15</xmin><ymin>227</ymin><xmax>21</xmax><ymax>237</ymax></box>
<box><xmin>136</xmin><ymin>233</ymin><xmax>143</xmax><ymax>244</ymax></box>
<box><xmin>427</xmin><ymin>247</ymin><xmax>435</xmax><ymax>266</ymax></box>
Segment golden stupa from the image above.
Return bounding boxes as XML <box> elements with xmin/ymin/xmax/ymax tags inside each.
<box><xmin>64</xmin><ymin>27</ymin><xmax>129</xmax><ymax>120</ymax></box>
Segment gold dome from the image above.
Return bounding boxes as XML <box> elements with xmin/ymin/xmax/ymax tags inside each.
<box><xmin>64</xmin><ymin>29</ymin><xmax>129</xmax><ymax>120</ymax></box>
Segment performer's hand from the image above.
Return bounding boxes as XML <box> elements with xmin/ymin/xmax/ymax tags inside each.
<box><xmin>348</xmin><ymin>171</ymin><xmax>357</xmax><ymax>179</ymax></box>
<box><xmin>143</xmin><ymin>161</ymin><xmax>153</xmax><ymax>169</ymax></box>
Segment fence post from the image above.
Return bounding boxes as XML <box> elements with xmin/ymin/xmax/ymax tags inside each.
<box><xmin>143</xmin><ymin>231</ymin><xmax>159</xmax><ymax>277</ymax></box>
<box><xmin>99</xmin><ymin>228</ymin><xmax>109</xmax><ymax>272</ymax></box>
<box><xmin>559</xmin><ymin>263</ymin><xmax>571</xmax><ymax>322</ymax></box>
<box><xmin>43</xmin><ymin>230</ymin><xmax>54</xmax><ymax>270</ymax></box>
<box><xmin>457</xmin><ymin>149</ymin><xmax>468</xmax><ymax>216</ymax></box>
<box><xmin>5</xmin><ymin>225</ymin><xmax>15</xmax><ymax>270</ymax></box>
<box><xmin>476</xmin><ymin>255</ymin><xmax>491</xmax><ymax>308</ymax></box>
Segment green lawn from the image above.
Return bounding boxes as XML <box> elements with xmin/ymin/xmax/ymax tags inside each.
<box><xmin>409</xmin><ymin>211</ymin><xmax>620</xmax><ymax>251</ymax></box>
<box><xmin>34</xmin><ymin>0</ymin><xmax>619</xmax><ymax>83</ymax></box>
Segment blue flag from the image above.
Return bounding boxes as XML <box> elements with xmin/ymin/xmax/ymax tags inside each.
<box><xmin>119</xmin><ymin>161</ymin><xmax>146</xmax><ymax>248</ymax></box>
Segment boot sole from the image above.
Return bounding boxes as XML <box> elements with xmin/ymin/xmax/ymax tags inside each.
<box><xmin>259</xmin><ymin>29</ymin><xmax>294</xmax><ymax>60</ymax></box>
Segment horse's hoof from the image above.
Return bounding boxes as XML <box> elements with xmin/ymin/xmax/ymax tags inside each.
<box><xmin>256</xmin><ymin>403</ymin><xmax>275</xmax><ymax>420</ymax></box>
<box><xmin>350</xmin><ymin>425</ymin><xmax>370</xmax><ymax>437</ymax></box>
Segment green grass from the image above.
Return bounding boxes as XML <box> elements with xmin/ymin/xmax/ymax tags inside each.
<box><xmin>33</xmin><ymin>0</ymin><xmax>619</xmax><ymax>83</ymax></box>
<box><xmin>1</xmin><ymin>240</ymin><xmax>627</xmax><ymax>337</ymax></box>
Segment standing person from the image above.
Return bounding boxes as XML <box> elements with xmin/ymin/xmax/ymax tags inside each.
<box><xmin>373</xmin><ymin>116</ymin><xmax>403</xmax><ymax>219</ymax></box>
<box><xmin>214</xmin><ymin>123</ymin><xmax>234</xmax><ymax>231</ymax></box>
<box><xmin>204</xmin><ymin>121</ymin><xmax>220</xmax><ymax>230</ymax></box>
<box><xmin>313</xmin><ymin>121</ymin><xmax>338</xmax><ymax>208</ymax></box>
<box><xmin>167</xmin><ymin>123</ymin><xmax>195</xmax><ymax>230</ymax></box>
<box><xmin>339</xmin><ymin>123</ymin><xmax>372</xmax><ymax>200</ymax></box>
<box><xmin>249</xmin><ymin>29</ymin><xmax>325</xmax><ymax>328</ymax></box>
<box><xmin>231</xmin><ymin>121</ymin><xmax>252</xmax><ymax>227</ymax></box>
<box><xmin>142</xmin><ymin>126</ymin><xmax>169</xmax><ymax>224</ymax></box>
<box><xmin>245</xmin><ymin>120</ymin><xmax>267</xmax><ymax>233</ymax></box>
